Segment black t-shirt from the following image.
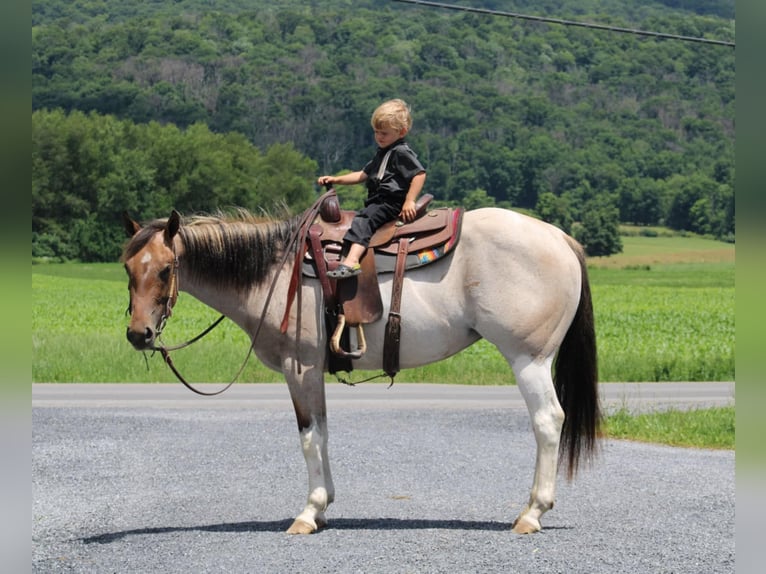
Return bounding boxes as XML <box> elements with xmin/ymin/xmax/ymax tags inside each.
<box><xmin>362</xmin><ymin>139</ymin><xmax>425</xmax><ymax>205</ymax></box>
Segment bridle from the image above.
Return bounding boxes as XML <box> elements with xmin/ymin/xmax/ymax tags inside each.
<box><xmin>136</xmin><ymin>189</ymin><xmax>338</xmax><ymax>396</ymax></box>
<box><xmin>130</xmin><ymin>240</ymin><xmax>233</xmax><ymax>396</ymax></box>
<box><xmin>156</xmin><ymin>251</ymin><xmax>180</xmax><ymax>339</ymax></box>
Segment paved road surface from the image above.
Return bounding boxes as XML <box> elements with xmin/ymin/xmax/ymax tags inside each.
<box><xmin>32</xmin><ymin>381</ymin><xmax>734</xmax><ymax>410</ymax></box>
<box><xmin>33</xmin><ymin>383</ymin><xmax>734</xmax><ymax>573</ymax></box>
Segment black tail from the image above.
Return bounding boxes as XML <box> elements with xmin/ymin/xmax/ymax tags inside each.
<box><xmin>554</xmin><ymin>238</ymin><xmax>601</xmax><ymax>479</ymax></box>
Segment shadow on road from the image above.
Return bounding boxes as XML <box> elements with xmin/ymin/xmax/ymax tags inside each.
<box><xmin>80</xmin><ymin>516</ymin><xmax>554</xmax><ymax>543</ymax></box>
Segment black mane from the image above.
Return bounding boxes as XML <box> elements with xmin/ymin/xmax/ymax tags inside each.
<box><xmin>123</xmin><ymin>211</ymin><xmax>301</xmax><ymax>292</ymax></box>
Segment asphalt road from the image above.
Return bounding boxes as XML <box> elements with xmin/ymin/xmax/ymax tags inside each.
<box><xmin>33</xmin><ymin>383</ymin><xmax>734</xmax><ymax>573</ymax></box>
<box><xmin>32</xmin><ymin>381</ymin><xmax>734</xmax><ymax>411</ymax></box>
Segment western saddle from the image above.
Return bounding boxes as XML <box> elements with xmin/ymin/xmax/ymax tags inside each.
<box><xmin>281</xmin><ymin>189</ymin><xmax>463</xmax><ymax>379</ymax></box>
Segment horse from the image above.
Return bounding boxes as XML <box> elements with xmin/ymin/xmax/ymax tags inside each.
<box><xmin>121</xmin><ymin>205</ymin><xmax>600</xmax><ymax>535</ymax></box>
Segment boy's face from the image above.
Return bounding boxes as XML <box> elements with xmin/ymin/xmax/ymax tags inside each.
<box><xmin>373</xmin><ymin>125</ymin><xmax>406</xmax><ymax>148</ymax></box>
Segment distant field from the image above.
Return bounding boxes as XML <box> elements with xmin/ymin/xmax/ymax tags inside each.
<box><xmin>32</xmin><ymin>234</ymin><xmax>734</xmax><ymax>384</ymax></box>
<box><xmin>588</xmin><ymin>234</ymin><xmax>735</xmax><ymax>268</ymax></box>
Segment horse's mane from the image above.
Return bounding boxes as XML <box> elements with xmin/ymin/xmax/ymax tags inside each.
<box><xmin>123</xmin><ymin>209</ymin><xmax>301</xmax><ymax>292</ymax></box>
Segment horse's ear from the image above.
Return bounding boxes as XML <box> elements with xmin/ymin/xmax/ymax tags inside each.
<box><xmin>123</xmin><ymin>211</ymin><xmax>141</xmax><ymax>237</ymax></box>
<box><xmin>164</xmin><ymin>210</ymin><xmax>181</xmax><ymax>244</ymax></box>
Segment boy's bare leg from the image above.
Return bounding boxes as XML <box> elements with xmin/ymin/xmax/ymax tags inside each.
<box><xmin>340</xmin><ymin>243</ymin><xmax>366</xmax><ymax>268</ymax></box>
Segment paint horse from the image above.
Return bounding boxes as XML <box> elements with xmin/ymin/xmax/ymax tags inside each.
<box><xmin>121</xmin><ymin>205</ymin><xmax>600</xmax><ymax>535</ymax></box>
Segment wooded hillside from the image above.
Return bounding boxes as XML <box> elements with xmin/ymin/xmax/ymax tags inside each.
<box><xmin>32</xmin><ymin>0</ymin><xmax>735</xmax><ymax>261</ymax></box>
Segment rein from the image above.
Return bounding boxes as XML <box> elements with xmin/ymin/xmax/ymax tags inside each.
<box><xmin>151</xmin><ymin>242</ymin><xmax>235</xmax><ymax>396</ymax></box>
<box><xmin>155</xmin><ymin>310</ymin><xmax>229</xmax><ymax>396</ymax></box>
<box><xmin>153</xmin><ymin>189</ymin><xmax>338</xmax><ymax>396</ymax></box>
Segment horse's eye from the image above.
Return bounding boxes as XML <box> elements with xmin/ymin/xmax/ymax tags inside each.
<box><xmin>158</xmin><ymin>265</ymin><xmax>171</xmax><ymax>283</ymax></box>
<box><xmin>124</xmin><ymin>265</ymin><xmax>136</xmax><ymax>289</ymax></box>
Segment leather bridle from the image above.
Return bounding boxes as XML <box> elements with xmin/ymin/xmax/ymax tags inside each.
<box><xmin>131</xmin><ymin>240</ymin><xmax>233</xmax><ymax>396</ymax></box>
<box><xmin>144</xmin><ymin>188</ymin><xmax>338</xmax><ymax>396</ymax></box>
<box><xmin>156</xmin><ymin>252</ymin><xmax>179</xmax><ymax>339</ymax></box>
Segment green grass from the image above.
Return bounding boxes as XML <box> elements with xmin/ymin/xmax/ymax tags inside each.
<box><xmin>587</xmin><ymin>261</ymin><xmax>734</xmax><ymax>288</ymax></box>
<box><xmin>616</xmin><ymin>234</ymin><xmax>732</xmax><ymax>257</ymax></box>
<box><xmin>604</xmin><ymin>406</ymin><xmax>735</xmax><ymax>449</ymax></box>
<box><xmin>395</xmin><ymin>341</ymin><xmax>512</xmax><ymax>385</ymax></box>
<box><xmin>32</xmin><ymin>233</ymin><xmax>734</xmax><ymax>384</ymax></box>
<box><xmin>588</xmin><ymin>234</ymin><xmax>735</xmax><ymax>269</ymax></box>
<box><xmin>585</xmin><ymin>236</ymin><xmax>734</xmax><ymax>382</ymax></box>
<box><xmin>32</xmin><ymin>268</ymin><xmax>280</xmax><ymax>383</ymax></box>
<box><xmin>593</xmin><ymin>282</ymin><xmax>733</xmax><ymax>382</ymax></box>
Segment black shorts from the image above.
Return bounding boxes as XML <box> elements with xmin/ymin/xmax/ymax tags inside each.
<box><xmin>343</xmin><ymin>201</ymin><xmax>401</xmax><ymax>247</ymax></box>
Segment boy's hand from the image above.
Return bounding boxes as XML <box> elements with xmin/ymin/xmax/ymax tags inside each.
<box><xmin>399</xmin><ymin>199</ymin><xmax>417</xmax><ymax>222</ymax></box>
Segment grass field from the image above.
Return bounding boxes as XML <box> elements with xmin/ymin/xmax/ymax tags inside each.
<box><xmin>604</xmin><ymin>406</ymin><xmax>734</xmax><ymax>449</ymax></box>
<box><xmin>589</xmin><ymin>231</ymin><xmax>735</xmax><ymax>269</ymax></box>
<box><xmin>32</xmin><ymin>233</ymin><xmax>734</xmax><ymax>385</ymax></box>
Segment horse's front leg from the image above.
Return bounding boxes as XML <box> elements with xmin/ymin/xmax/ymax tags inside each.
<box><xmin>283</xmin><ymin>361</ymin><xmax>335</xmax><ymax>535</ymax></box>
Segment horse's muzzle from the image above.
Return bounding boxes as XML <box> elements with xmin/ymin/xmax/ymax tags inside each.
<box><xmin>126</xmin><ymin>326</ymin><xmax>155</xmax><ymax>350</ymax></box>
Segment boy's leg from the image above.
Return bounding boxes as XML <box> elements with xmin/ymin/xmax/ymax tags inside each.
<box><xmin>344</xmin><ymin>202</ymin><xmax>400</xmax><ymax>249</ymax></box>
<box><xmin>327</xmin><ymin>242</ymin><xmax>365</xmax><ymax>277</ymax></box>
<box><xmin>328</xmin><ymin>203</ymin><xmax>398</xmax><ymax>278</ymax></box>
<box><xmin>342</xmin><ymin>243</ymin><xmax>367</xmax><ymax>268</ymax></box>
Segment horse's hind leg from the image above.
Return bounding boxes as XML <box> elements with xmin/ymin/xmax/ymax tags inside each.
<box><xmin>510</xmin><ymin>355</ymin><xmax>564</xmax><ymax>534</ymax></box>
<box><xmin>283</xmin><ymin>364</ymin><xmax>335</xmax><ymax>535</ymax></box>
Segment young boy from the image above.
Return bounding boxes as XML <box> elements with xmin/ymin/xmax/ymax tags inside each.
<box><xmin>317</xmin><ymin>98</ymin><xmax>426</xmax><ymax>279</ymax></box>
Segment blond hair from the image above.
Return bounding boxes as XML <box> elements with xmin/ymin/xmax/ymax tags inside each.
<box><xmin>371</xmin><ymin>99</ymin><xmax>413</xmax><ymax>132</ymax></box>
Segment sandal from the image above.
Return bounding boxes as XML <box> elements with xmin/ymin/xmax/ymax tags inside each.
<box><xmin>327</xmin><ymin>263</ymin><xmax>362</xmax><ymax>279</ymax></box>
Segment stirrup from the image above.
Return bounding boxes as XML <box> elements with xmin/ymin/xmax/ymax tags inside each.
<box><xmin>330</xmin><ymin>314</ymin><xmax>367</xmax><ymax>360</ymax></box>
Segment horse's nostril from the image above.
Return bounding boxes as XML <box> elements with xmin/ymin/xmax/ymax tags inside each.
<box><xmin>126</xmin><ymin>327</ymin><xmax>142</xmax><ymax>347</ymax></box>
<box><xmin>126</xmin><ymin>326</ymin><xmax>154</xmax><ymax>350</ymax></box>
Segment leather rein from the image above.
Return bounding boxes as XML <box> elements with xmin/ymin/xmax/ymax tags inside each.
<box><xmin>150</xmin><ymin>190</ymin><xmax>337</xmax><ymax>396</ymax></box>
<box><xmin>150</xmin><ymin>246</ymin><xmax>236</xmax><ymax>396</ymax></box>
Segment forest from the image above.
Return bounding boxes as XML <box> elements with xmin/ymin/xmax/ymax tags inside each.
<box><xmin>32</xmin><ymin>0</ymin><xmax>735</xmax><ymax>261</ymax></box>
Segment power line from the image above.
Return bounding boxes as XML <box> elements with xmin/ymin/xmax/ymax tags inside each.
<box><xmin>392</xmin><ymin>0</ymin><xmax>735</xmax><ymax>48</ymax></box>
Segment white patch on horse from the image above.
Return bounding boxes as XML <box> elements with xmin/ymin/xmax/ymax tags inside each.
<box><xmin>293</xmin><ymin>416</ymin><xmax>331</xmax><ymax>530</ymax></box>
<box><xmin>140</xmin><ymin>252</ymin><xmax>152</xmax><ymax>264</ymax></box>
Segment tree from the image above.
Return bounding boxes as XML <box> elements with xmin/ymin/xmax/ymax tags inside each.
<box><xmin>535</xmin><ymin>192</ymin><xmax>572</xmax><ymax>233</ymax></box>
<box><xmin>665</xmin><ymin>173</ymin><xmax>719</xmax><ymax>233</ymax></box>
<box><xmin>516</xmin><ymin>133</ymin><xmax>564</xmax><ymax>209</ymax></box>
<box><xmin>573</xmin><ymin>194</ymin><xmax>623</xmax><ymax>257</ymax></box>
<box><xmin>463</xmin><ymin>188</ymin><xmax>496</xmax><ymax>210</ymax></box>
<box><xmin>617</xmin><ymin>177</ymin><xmax>666</xmax><ymax>226</ymax></box>
<box><xmin>255</xmin><ymin>142</ymin><xmax>318</xmax><ymax>211</ymax></box>
<box><xmin>32</xmin><ymin>109</ymin><xmax>319</xmax><ymax>261</ymax></box>
<box><xmin>31</xmin><ymin>1</ymin><xmax>735</xmax><ymax>257</ymax></box>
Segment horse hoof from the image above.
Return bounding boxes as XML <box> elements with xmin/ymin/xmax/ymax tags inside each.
<box><xmin>511</xmin><ymin>516</ymin><xmax>541</xmax><ymax>534</ymax></box>
<box><xmin>286</xmin><ymin>519</ymin><xmax>316</xmax><ymax>535</ymax></box>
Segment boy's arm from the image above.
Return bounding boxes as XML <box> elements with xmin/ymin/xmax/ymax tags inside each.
<box><xmin>318</xmin><ymin>171</ymin><xmax>367</xmax><ymax>186</ymax></box>
<box><xmin>400</xmin><ymin>171</ymin><xmax>426</xmax><ymax>222</ymax></box>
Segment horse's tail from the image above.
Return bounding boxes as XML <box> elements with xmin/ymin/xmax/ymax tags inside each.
<box><xmin>555</xmin><ymin>236</ymin><xmax>601</xmax><ymax>479</ymax></box>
